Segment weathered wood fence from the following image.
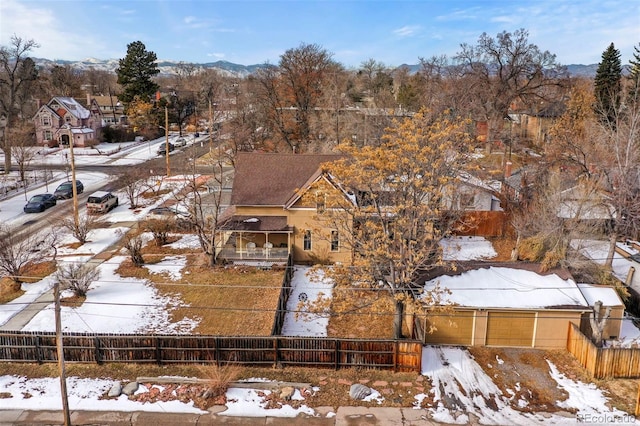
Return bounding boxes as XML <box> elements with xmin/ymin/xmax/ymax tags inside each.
<box><xmin>271</xmin><ymin>254</ymin><xmax>295</xmax><ymax>336</ymax></box>
<box><xmin>566</xmin><ymin>323</ymin><xmax>640</xmax><ymax>379</ymax></box>
<box><xmin>455</xmin><ymin>211</ymin><xmax>509</xmax><ymax>237</ymax></box>
<box><xmin>0</xmin><ymin>331</ymin><xmax>422</xmax><ymax>372</ymax></box>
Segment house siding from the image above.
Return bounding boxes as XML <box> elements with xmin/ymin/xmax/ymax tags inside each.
<box><xmin>231</xmin><ymin>206</ymin><xmax>351</xmax><ymax>264</ymax></box>
<box><xmin>287</xmin><ymin>209</ymin><xmax>351</xmax><ymax>264</ymax></box>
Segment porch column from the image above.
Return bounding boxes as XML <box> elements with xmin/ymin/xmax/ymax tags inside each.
<box><xmin>265</xmin><ymin>232</ymin><xmax>270</xmax><ymax>259</ymax></box>
<box><xmin>239</xmin><ymin>232</ymin><xmax>243</xmax><ymax>259</ymax></box>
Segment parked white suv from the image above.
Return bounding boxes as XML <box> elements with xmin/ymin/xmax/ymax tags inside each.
<box><xmin>86</xmin><ymin>191</ymin><xmax>118</xmax><ymax>214</ymax></box>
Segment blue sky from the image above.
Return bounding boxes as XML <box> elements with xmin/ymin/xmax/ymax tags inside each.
<box><xmin>1</xmin><ymin>0</ymin><xmax>638</xmax><ymax>67</ymax></box>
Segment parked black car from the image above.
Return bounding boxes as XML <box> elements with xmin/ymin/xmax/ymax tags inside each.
<box><xmin>54</xmin><ymin>180</ymin><xmax>84</xmax><ymax>199</ymax></box>
<box><xmin>24</xmin><ymin>193</ymin><xmax>57</xmax><ymax>213</ymax></box>
<box><xmin>157</xmin><ymin>142</ymin><xmax>175</xmax><ymax>155</ymax></box>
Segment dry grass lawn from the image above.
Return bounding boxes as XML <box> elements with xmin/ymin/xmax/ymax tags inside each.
<box><xmin>1</xmin><ymin>230</ymin><xmax>637</xmax><ymax>414</ymax></box>
<box><xmin>115</xmin><ymin>233</ymin><xmax>284</xmax><ymax>336</ymax></box>
<box><xmin>0</xmin><ymin>260</ymin><xmax>57</xmax><ymax>303</ymax></box>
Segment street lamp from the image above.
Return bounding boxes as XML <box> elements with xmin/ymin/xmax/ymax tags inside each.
<box><xmin>65</xmin><ymin>124</ymin><xmax>80</xmax><ymax>230</ymax></box>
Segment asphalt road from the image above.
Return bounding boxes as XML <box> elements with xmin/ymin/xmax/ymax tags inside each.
<box><xmin>5</xmin><ymin>138</ymin><xmax>219</xmax><ymax>244</ymax></box>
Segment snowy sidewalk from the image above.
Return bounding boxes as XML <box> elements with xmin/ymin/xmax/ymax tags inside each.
<box><xmin>0</xmin><ymin>406</ymin><xmax>452</xmax><ymax>425</ymax></box>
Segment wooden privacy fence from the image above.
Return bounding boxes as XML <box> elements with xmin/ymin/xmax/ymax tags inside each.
<box><xmin>0</xmin><ymin>331</ymin><xmax>422</xmax><ymax>373</ymax></box>
<box><xmin>454</xmin><ymin>211</ymin><xmax>509</xmax><ymax>238</ymax></box>
<box><xmin>271</xmin><ymin>255</ymin><xmax>295</xmax><ymax>336</ymax></box>
<box><xmin>566</xmin><ymin>323</ymin><xmax>640</xmax><ymax>379</ymax></box>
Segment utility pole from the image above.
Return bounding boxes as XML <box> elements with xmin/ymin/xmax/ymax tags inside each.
<box><xmin>54</xmin><ymin>280</ymin><xmax>71</xmax><ymax>426</ymax></box>
<box><xmin>208</xmin><ymin>99</ymin><xmax>213</xmax><ymax>154</ymax></box>
<box><xmin>66</xmin><ymin>125</ymin><xmax>80</xmax><ymax>230</ymax></box>
<box><xmin>165</xmin><ymin>106</ymin><xmax>170</xmax><ymax>177</ymax></box>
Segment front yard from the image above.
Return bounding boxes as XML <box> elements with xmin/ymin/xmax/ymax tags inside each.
<box><xmin>115</xmin><ymin>232</ymin><xmax>284</xmax><ymax>336</ymax></box>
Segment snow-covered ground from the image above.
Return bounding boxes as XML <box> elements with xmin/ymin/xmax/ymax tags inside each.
<box><xmin>0</xmin><ymin>231</ymin><xmax>636</xmax><ymax>420</ymax></box>
<box><xmin>418</xmin><ymin>346</ymin><xmax>636</xmax><ymax>425</ymax></box>
<box><xmin>440</xmin><ymin>236</ymin><xmax>498</xmax><ymax>260</ymax></box>
<box><xmin>0</xmin><ymin>146</ymin><xmax>638</xmax><ymax>420</ymax></box>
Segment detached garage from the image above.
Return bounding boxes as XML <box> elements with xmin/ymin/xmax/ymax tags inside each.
<box><xmin>420</xmin><ymin>265</ymin><xmax>607</xmax><ymax>349</ymax></box>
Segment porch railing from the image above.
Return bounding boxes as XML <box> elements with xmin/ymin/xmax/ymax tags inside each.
<box><xmin>218</xmin><ymin>247</ymin><xmax>289</xmax><ymax>261</ymax></box>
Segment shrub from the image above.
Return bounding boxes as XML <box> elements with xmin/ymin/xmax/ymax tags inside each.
<box><xmin>197</xmin><ymin>363</ymin><xmax>241</xmax><ymax>399</ymax></box>
<box><xmin>517</xmin><ymin>235</ymin><xmax>547</xmax><ymax>262</ymax></box>
<box><xmin>55</xmin><ymin>263</ymin><xmax>100</xmax><ymax>298</ymax></box>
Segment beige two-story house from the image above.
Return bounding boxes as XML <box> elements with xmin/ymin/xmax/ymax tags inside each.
<box><xmin>217</xmin><ymin>152</ymin><xmax>353</xmax><ymax>265</ymax></box>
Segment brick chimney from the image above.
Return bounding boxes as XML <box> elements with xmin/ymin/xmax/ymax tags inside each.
<box><xmin>505</xmin><ymin>161</ymin><xmax>513</xmax><ymax>178</ymax></box>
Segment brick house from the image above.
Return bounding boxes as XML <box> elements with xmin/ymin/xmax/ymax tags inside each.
<box><xmin>33</xmin><ymin>96</ymin><xmax>103</xmax><ymax>147</ymax></box>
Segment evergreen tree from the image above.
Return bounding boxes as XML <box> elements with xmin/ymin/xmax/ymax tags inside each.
<box><xmin>116</xmin><ymin>41</ymin><xmax>160</xmax><ymax>104</ymax></box>
<box><xmin>594</xmin><ymin>42</ymin><xmax>622</xmax><ymax>123</ymax></box>
<box><xmin>628</xmin><ymin>43</ymin><xmax>640</xmax><ymax>103</ymax></box>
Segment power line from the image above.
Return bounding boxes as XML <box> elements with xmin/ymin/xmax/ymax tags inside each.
<box><xmin>3</xmin><ymin>299</ymin><xmax>638</xmax><ymax>323</ymax></box>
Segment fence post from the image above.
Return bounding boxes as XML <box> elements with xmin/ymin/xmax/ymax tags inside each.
<box><xmin>635</xmin><ymin>382</ymin><xmax>640</xmax><ymax>417</ymax></box>
<box><xmin>155</xmin><ymin>337</ymin><xmax>162</xmax><ymax>365</ymax></box>
<box><xmin>394</xmin><ymin>341</ymin><xmax>398</xmax><ymax>373</ymax></box>
<box><xmin>35</xmin><ymin>335</ymin><xmax>43</xmax><ymax>364</ymax></box>
<box><xmin>334</xmin><ymin>339</ymin><xmax>340</xmax><ymax>370</ymax></box>
<box><xmin>273</xmin><ymin>337</ymin><xmax>279</xmax><ymax>367</ymax></box>
<box><xmin>94</xmin><ymin>336</ymin><xmax>102</xmax><ymax>365</ymax></box>
<box><xmin>215</xmin><ymin>337</ymin><xmax>220</xmax><ymax>367</ymax></box>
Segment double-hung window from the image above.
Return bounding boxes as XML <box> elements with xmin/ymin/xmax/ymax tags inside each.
<box><xmin>330</xmin><ymin>230</ymin><xmax>339</xmax><ymax>251</ymax></box>
<box><xmin>303</xmin><ymin>230</ymin><xmax>312</xmax><ymax>251</ymax></box>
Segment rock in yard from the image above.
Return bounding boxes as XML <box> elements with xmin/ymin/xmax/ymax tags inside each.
<box><xmin>279</xmin><ymin>386</ymin><xmax>295</xmax><ymax>401</ymax></box>
<box><xmin>122</xmin><ymin>381</ymin><xmax>139</xmax><ymax>396</ymax></box>
<box><xmin>108</xmin><ymin>382</ymin><xmax>122</xmax><ymax>397</ymax></box>
<box><xmin>349</xmin><ymin>383</ymin><xmax>372</xmax><ymax>400</ymax></box>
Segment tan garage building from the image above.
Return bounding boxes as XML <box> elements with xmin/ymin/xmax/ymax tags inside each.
<box><xmin>419</xmin><ymin>265</ymin><xmax>624</xmax><ymax>349</ymax></box>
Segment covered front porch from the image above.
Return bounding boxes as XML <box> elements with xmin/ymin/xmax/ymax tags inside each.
<box><xmin>217</xmin><ymin>215</ymin><xmax>293</xmax><ymax>264</ymax></box>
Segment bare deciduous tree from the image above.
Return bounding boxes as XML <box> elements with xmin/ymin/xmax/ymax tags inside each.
<box><xmin>9</xmin><ymin>121</ymin><xmax>37</xmax><ymax>181</ymax></box>
<box><xmin>174</xmin><ymin>153</ymin><xmax>229</xmax><ymax>266</ymax></box>
<box><xmin>454</xmin><ymin>29</ymin><xmax>567</xmax><ymax>150</ymax></box>
<box><xmin>0</xmin><ymin>226</ymin><xmax>55</xmax><ymax>286</ymax></box>
<box><xmin>54</xmin><ymin>263</ymin><xmax>100</xmax><ymax>298</ymax></box>
<box><xmin>118</xmin><ymin>229</ymin><xmax>145</xmax><ymax>266</ymax></box>
<box><xmin>61</xmin><ymin>214</ymin><xmax>98</xmax><ymax>244</ymax></box>
<box><xmin>120</xmin><ymin>167</ymin><xmax>149</xmax><ymax>209</ymax></box>
<box><xmin>546</xmin><ymin>77</ymin><xmax>640</xmax><ymax>268</ymax></box>
<box><xmin>255</xmin><ymin>43</ymin><xmax>337</xmax><ymax>152</ymax></box>
<box><xmin>0</xmin><ymin>35</ymin><xmax>40</xmax><ymax>172</ymax></box>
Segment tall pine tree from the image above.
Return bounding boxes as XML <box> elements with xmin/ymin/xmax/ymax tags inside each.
<box><xmin>116</xmin><ymin>41</ymin><xmax>160</xmax><ymax>104</ymax></box>
<box><xmin>593</xmin><ymin>42</ymin><xmax>622</xmax><ymax>124</ymax></box>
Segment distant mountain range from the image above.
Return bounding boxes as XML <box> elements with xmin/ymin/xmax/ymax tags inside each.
<box><xmin>33</xmin><ymin>57</ymin><xmax>609</xmax><ymax>78</ymax></box>
<box><xmin>33</xmin><ymin>57</ymin><xmax>265</xmax><ymax>78</ymax></box>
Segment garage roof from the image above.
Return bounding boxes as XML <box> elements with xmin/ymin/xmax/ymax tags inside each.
<box><xmin>423</xmin><ymin>267</ymin><xmax>590</xmax><ymax>310</ymax></box>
